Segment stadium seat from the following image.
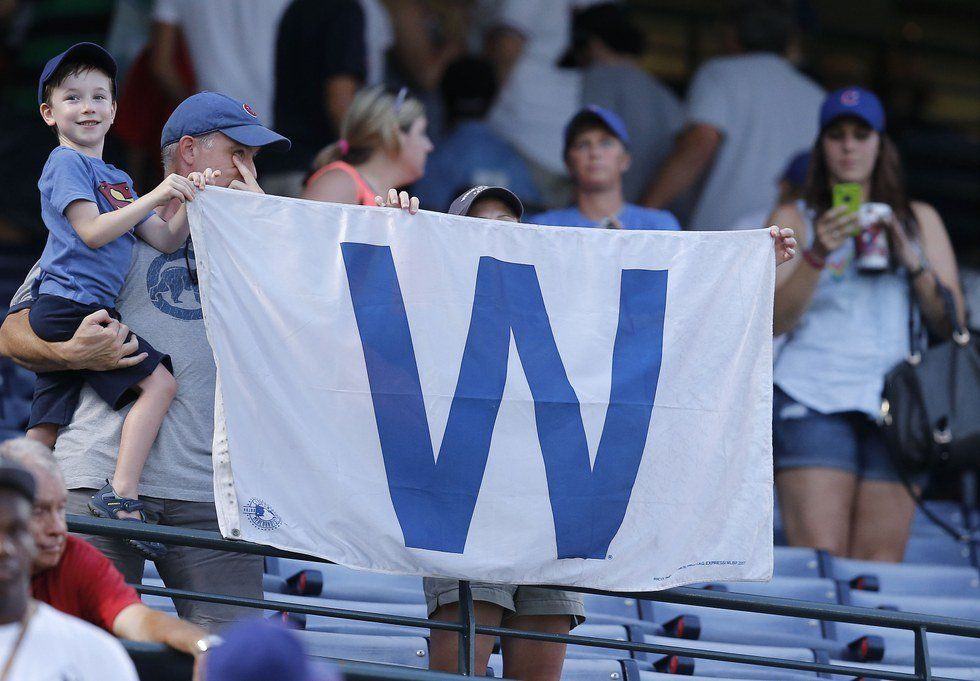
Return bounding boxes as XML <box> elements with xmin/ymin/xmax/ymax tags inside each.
<box><xmin>566</xmin><ymin>624</ymin><xmax>637</xmax><ymax>659</ymax></box>
<box><xmin>903</xmin><ymin>534</ymin><xmax>976</xmax><ymax>566</ymax></box>
<box><xmin>823</xmin><ymin>661</ymin><xmax>980</xmax><ymax>681</ymax></box>
<box><xmin>583</xmin><ymin>594</ymin><xmax>648</xmax><ymax>629</ymax></box>
<box><xmin>845</xmin><ymin>591</ymin><xmax>980</xmax><ymax>621</ymax></box>
<box><xmin>306</xmin><ymin>620</ymin><xmax>429</xmax><ymax>638</ymax></box>
<box><xmin>639</xmin><ymin>674</ymin><xmax>783</xmax><ymax>681</ymax></box>
<box><xmin>773</xmin><ymin>547</ymin><xmax>824</xmax><ymax>578</ymax></box>
<box><xmin>910</xmin><ymin>502</ymin><xmax>969</xmax><ymax>536</ymax></box>
<box><xmin>830</xmin><ymin>622</ymin><xmax>980</xmax><ymax>666</ymax></box>
<box><xmin>487</xmin><ymin>654</ymin><xmax>632</xmax><ymax>680</ymax></box>
<box><xmin>268</xmin><ymin>596</ymin><xmax>428</xmax><ymax>630</ymax></box>
<box><xmin>829</xmin><ymin>557</ymin><xmax>980</xmax><ymax>597</ymax></box>
<box><xmin>640</xmin><ymin>601</ymin><xmax>829</xmax><ymax>649</ymax></box>
<box><xmin>639</xmin><ymin>636</ymin><xmax>822</xmax><ymax>679</ymax></box>
<box><xmin>692</xmin><ymin>577</ymin><xmax>839</xmax><ymax>603</ymax></box>
<box><xmin>295</xmin><ymin>631</ymin><xmax>429</xmax><ymax>668</ymax></box>
<box><xmin>138</xmin><ymin>578</ymin><xmax>177</xmax><ymax>613</ymax></box>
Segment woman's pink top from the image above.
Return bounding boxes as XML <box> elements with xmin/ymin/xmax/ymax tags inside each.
<box><xmin>306</xmin><ymin>160</ymin><xmax>376</xmax><ymax>206</ymax></box>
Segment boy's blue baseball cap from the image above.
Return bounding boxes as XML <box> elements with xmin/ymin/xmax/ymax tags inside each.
<box><xmin>820</xmin><ymin>87</ymin><xmax>885</xmax><ymax>132</ymax></box>
<box><xmin>38</xmin><ymin>42</ymin><xmax>117</xmax><ymax>105</ymax></box>
<box><xmin>160</xmin><ymin>91</ymin><xmax>290</xmax><ymax>152</ymax></box>
<box><xmin>564</xmin><ymin>105</ymin><xmax>630</xmax><ymax>154</ymax></box>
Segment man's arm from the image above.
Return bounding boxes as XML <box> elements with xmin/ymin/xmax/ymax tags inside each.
<box><xmin>113</xmin><ymin>603</ymin><xmax>207</xmax><ymax>658</ymax></box>
<box><xmin>641</xmin><ymin>123</ymin><xmax>722</xmax><ymax>209</ymax></box>
<box><xmin>0</xmin><ymin>308</ymin><xmax>145</xmax><ymax>373</ymax></box>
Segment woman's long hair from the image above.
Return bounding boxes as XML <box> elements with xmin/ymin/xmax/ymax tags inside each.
<box><xmin>803</xmin><ymin>124</ymin><xmax>918</xmax><ymax>237</ymax></box>
<box><xmin>312</xmin><ymin>86</ymin><xmax>425</xmax><ymax>170</ymax></box>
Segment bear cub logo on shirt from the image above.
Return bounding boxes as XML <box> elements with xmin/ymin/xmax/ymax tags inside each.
<box><xmin>97</xmin><ymin>181</ymin><xmax>136</xmax><ymax>209</ymax></box>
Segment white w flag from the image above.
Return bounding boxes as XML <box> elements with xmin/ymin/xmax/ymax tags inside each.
<box><xmin>189</xmin><ymin>188</ymin><xmax>774</xmax><ymax>592</ymax></box>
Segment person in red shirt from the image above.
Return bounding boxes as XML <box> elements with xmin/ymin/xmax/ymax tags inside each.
<box><xmin>0</xmin><ymin>438</ymin><xmax>217</xmax><ymax>665</ymax></box>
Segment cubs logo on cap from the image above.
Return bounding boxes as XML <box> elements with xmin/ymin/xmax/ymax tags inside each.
<box><xmin>840</xmin><ymin>89</ymin><xmax>860</xmax><ymax>106</ymax></box>
<box><xmin>819</xmin><ymin>86</ymin><xmax>885</xmax><ymax>132</ymax></box>
<box><xmin>243</xmin><ymin>103</ymin><xmax>258</xmax><ymax>118</ymax></box>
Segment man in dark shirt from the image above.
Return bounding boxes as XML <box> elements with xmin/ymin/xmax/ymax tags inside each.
<box><xmin>264</xmin><ymin>0</ymin><xmax>368</xmax><ymax>196</ymax></box>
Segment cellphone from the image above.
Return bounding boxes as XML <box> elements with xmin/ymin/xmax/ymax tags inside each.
<box><xmin>833</xmin><ymin>183</ymin><xmax>863</xmax><ymax>235</ymax></box>
<box><xmin>832</xmin><ymin>183</ymin><xmax>863</xmax><ymax>214</ymax></box>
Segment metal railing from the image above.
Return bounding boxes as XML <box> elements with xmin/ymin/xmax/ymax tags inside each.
<box><xmin>68</xmin><ymin>514</ymin><xmax>980</xmax><ymax>681</ymax></box>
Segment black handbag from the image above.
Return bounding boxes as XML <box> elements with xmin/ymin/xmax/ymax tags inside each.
<box><xmin>880</xmin><ymin>277</ymin><xmax>980</xmax><ymax>473</ymax></box>
<box><xmin>879</xmin><ymin>275</ymin><xmax>980</xmax><ymax>541</ymax></box>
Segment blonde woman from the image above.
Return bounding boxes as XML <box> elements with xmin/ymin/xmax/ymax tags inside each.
<box><xmin>302</xmin><ymin>86</ymin><xmax>432</xmax><ymax>207</ymax></box>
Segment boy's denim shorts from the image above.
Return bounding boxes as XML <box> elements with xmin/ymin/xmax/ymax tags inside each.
<box><xmin>27</xmin><ymin>294</ymin><xmax>171</xmax><ymax>429</ymax></box>
<box><xmin>423</xmin><ymin>578</ymin><xmax>586</xmax><ymax>628</ymax></box>
<box><xmin>773</xmin><ymin>386</ymin><xmax>901</xmax><ymax>482</ymax></box>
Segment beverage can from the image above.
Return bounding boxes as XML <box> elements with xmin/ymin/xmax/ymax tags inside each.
<box><xmin>855</xmin><ymin>203</ymin><xmax>892</xmax><ymax>272</ymax></box>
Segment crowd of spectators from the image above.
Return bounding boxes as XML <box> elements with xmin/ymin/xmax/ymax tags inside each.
<box><xmin>0</xmin><ymin>0</ymin><xmax>975</xmax><ymax>678</ymax></box>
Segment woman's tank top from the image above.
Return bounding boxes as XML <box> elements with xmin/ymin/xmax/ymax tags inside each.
<box><xmin>774</xmin><ymin>201</ymin><xmax>914</xmax><ymax>417</ymax></box>
<box><xmin>306</xmin><ymin>161</ymin><xmax>377</xmax><ymax>207</ymax></box>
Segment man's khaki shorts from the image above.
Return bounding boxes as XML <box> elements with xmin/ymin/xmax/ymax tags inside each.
<box><xmin>423</xmin><ymin>578</ymin><xmax>586</xmax><ymax>628</ymax></box>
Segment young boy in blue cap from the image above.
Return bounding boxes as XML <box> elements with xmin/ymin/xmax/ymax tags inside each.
<box><xmin>30</xmin><ymin>42</ymin><xmax>216</xmax><ymax>558</ymax></box>
<box><xmin>531</xmin><ymin>106</ymin><xmax>681</xmax><ymax>230</ymax></box>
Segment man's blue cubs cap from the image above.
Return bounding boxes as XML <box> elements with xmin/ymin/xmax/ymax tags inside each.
<box><xmin>38</xmin><ymin>42</ymin><xmax>117</xmax><ymax>105</ymax></box>
<box><xmin>820</xmin><ymin>87</ymin><xmax>885</xmax><ymax>132</ymax></box>
<box><xmin>564</xmin><ymin>105</ymin><xmax>630</xmax><ymax>154</ymax></box>
<box><xmin>160</xmin><ymin>91</ymin><xmax>290</xmax><ymax>152</ymax></box>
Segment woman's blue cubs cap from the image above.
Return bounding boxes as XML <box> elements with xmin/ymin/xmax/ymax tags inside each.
<box><xmin>820</xmin><ymin>87</ymin><xmax>885</xmax><ymax>132</ymax></box>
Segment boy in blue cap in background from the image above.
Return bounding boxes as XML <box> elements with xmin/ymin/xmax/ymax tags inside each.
<box><xmin>531</xmin><ymin>106</ymin><xmax>682</xmax><ymax>230</ymax></box>
<box><xmin>29</xmin><ymin>42</ymin><xmax>217</xmax><ymax>558</ymax></box>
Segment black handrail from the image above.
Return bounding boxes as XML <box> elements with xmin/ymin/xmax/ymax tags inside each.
<box><xmin>69</xmin><ymin>514</ymin><xmax>980</xmax><ymax>681</ymax></box>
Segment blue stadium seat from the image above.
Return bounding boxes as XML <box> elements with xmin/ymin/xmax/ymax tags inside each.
<box><xmin>910</xmin><ymin>502</ymin><xmax>969</xmax><ymax>536</ymax></box>
<box><xmin>487</xmin><ymin>654</ymin><xmax>631</xmax><ymax>680</ymax></box>
<box><xmin>139</xmin><ymin>579</ymin><xmax>176</xmax><ymax>613</ymax></box>
<box><xmin>846</xmin><ymin>591</ymin><xmax>980</xmax><ymax>621</ymax></box>
<box><xmin>271</xmin><ymin>561</ymin><xmax>424</xmax><ymax>597</ymax></box>
<box><xmin>824</xmin><ymin>661</ymin><xmax>980</xmax><ymax>681</ymax></box>
<box><xmin>640</xmin><ymin>601</ymin><xmax>828</xmax><ymax>649</ymax></box>
<box><xmin>903</xmin><ymin>534</ymin><xmax>976</xmax><ymax>566</ymax></box>
<box><xmin>639</xmin><ymin>674</ymin><xmax>782</xmax><ymax>681</ymax></box>
<box><xmin>773</xmin><ymin>547</ymin><xmax>824</xmax><ymax>578</ymax></box>
<box><xmin>829</xmin><ymin>557</ymin><xmax>980</xmax><ymax>597</ymax></box>
<box><xmin>566</xmin><ymin>624</ymin><xmax>636</xmax><ymax>659</ymax></box>
<box><xmin>307</xmin><ymin>620</ymin><xmax>429</xmax><ymax>638</ymax></box>
<box><xmin>830</xmin><ymin>622</ymin><xmax>980</xmax><ymax>666</ymax></box>
<box><xmin>265</xmin><ymin>596</ymin><xmax>428</xmax><ymax>630</ymax></box>
<box><xmin>638</xmin><ymin>636</ymin><xmax>821</xmax><ymax>679</ymax></box>
<box><xmin>692</xmin><ymin>577</ymin><xmax>839</xmax><ymax>603</ymax></box>
<box><xmin>582</xmin><ymin>594</ymin><xmax>647</xmax><ymax>629</ymax></box>
<box><xmin>294</xmin><ymin>631</ymin><xmax>429</xmax><ymax>668</ymax></box>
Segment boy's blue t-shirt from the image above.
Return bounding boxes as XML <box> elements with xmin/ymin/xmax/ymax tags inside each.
<box><xmin>37</xmin><ymin>146</ymin><xmax>151</xmax><ymax>308</ymax></box>
<box><xmin>530</xmin><ymin>203</ymin><xmax>681</xmax><ymax>231</ymax></box>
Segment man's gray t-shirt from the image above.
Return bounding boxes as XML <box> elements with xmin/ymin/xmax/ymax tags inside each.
<box><xmin>10</xmin><ymin>240</ymin><xmax>215</xmax><ymax>501</ymax></box>
<box><xmin>684</xmin><ymin>53</ymin><xmax>824</xmax><ymax>231</ymax></box>
<box><xmin>582</xmin><ymin>63</ymin><xmax>684</xmax><ymax>204</ymax></box>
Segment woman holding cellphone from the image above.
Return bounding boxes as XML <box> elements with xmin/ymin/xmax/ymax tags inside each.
<box><xmin>769</xmin><ymin>87</ymin><xmax>964</xmax><ymax>561</ymax></box>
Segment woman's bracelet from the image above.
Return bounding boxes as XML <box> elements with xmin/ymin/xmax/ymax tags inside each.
<box><xmin>802</xmin><ymin>249</ymin><xmax>826</xmax><ymax>270</ymax></box>
<box><xmin>910</xmin><ymin>262</ymin><xmax>928</xmax><ymax>279</ymax></box>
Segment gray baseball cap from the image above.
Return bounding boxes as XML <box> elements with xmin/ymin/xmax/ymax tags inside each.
<box><xmin>448</xmin><ymin>186</ymin><xmax>524</xmax><ymax>220</ymax></box>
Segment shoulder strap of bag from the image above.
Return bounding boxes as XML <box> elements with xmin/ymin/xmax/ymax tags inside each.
<box><xmin>897</xmin><ymin>272</ymin><xmax>975</xmax><ymax>545</ymax></box>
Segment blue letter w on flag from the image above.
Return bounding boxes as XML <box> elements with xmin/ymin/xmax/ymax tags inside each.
<box><xmin>341</xmin><ymin>244</ymin><xmax>667</xmax><ymax>559</ymax></box>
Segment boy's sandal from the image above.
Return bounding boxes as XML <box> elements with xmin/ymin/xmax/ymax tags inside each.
<box><xmin>88</xmin><ymin>480</ymin><xmax>168</xmax><ymax>561</ymax></box>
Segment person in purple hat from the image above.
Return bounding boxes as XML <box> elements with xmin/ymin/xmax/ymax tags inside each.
<box><xmin>770</xmin><ymin>86</ymin><xmax>965</xmax><ymax>561</ymax></box>
<box><xmin>531</xmin><ymin>106</ymin><xmax>681</xmax><ymax>231</ymax></box>
<box><xmin>24</xmin><ymin>42</ymin><xmax>232</xmax><ymax>561</ymax></box>
<box><xmin>0</xmin><ymin>89</ymin><xmax>292</xmax><ymax>627</ymax></box>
